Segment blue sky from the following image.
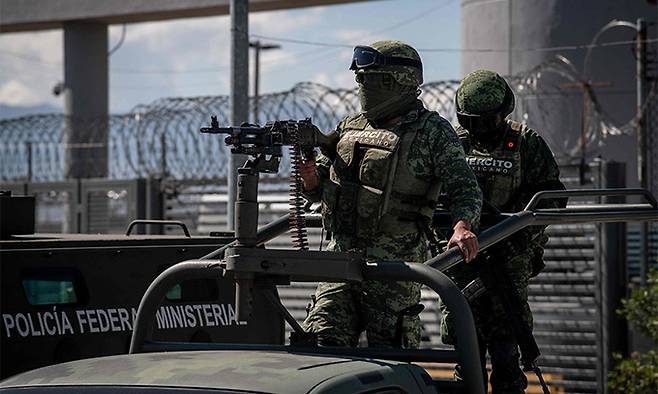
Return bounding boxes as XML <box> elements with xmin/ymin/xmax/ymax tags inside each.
<box><xmin>0</xmin><ymin>0</ymin><xmax>460</xmax><ymax>115</ymax></box>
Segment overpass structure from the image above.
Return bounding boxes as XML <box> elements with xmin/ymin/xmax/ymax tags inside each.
<box><xmin>0</xmin><ymin>0</ymin><xmax>369</xmax><ymax>32</ymax></box>
<box><xmin>0</xmin><ymin>0</ymin><xmax>370</xmax><ymax>183</ymax></box>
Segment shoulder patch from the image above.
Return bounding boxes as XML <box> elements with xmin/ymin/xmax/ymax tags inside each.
<box><xmin>338</xmin><ymin>112</ymin><xmax>368</xmax><ymax>132</ymax></box>
<box><xmin>454</xmin><ymin>124</ymin><xmax>469</xmax><ymax>139</ymax></box>
<box><xmin>507</xmin><ymin>119</ymin><xmax>537</xmax><ymax>136</ymax></box>
<box><xmin>507</xmin><ymin>120</ymin><xmax>524</xmax><ymax>133</ymax></box>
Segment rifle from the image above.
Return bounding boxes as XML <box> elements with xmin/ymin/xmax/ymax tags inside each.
<box><xmin>434</xmin><ymin>200</ymin><xmax>551</xmax><ymax>393</ymax></box>
<box><xmin>462</xmin><ymin>259</ymin><xmax>551</xmax><ymax>394</ymax></box>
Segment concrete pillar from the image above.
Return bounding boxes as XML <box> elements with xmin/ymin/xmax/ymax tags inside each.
<box><xmin>63</xmin><ymin>21</ymin><xmax>108</xmax><ymax>179</ymax></box>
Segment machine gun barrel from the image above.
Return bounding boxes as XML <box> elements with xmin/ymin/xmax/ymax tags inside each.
<box><xmin>200</xmin><ymin>115</ymin><xmax>337</xmax><ymax>159</ymax></box>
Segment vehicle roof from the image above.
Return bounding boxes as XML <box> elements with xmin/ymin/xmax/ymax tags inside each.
<box><xmin>0</xmin><ymin>350</ymin><xmax>426</xmax><ymax>393</ymax></box>
<box><xmin>0</xmin><ymin>233</ymin><xmax>233</xmax><ymax>249</ymax></box>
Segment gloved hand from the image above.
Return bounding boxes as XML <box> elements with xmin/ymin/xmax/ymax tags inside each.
<box><xmin>299</xmin><ymin>159</ymin><xmax>319</xmax><ymax>191</ymax></box>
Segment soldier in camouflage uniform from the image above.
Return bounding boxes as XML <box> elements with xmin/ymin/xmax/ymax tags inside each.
<box><xmin>439</xmin><ymin>69</ymin><xmax>566</xmax><ymax>393</ymax></box>
<box><xmin>298</xmin><ymin>40</ymin><xmax>483</xmax><ymax>348</ymax></box>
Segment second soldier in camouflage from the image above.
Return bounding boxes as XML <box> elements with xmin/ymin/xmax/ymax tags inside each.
<box><xmin>440</xmin><ymin>69</ymin><xmax>566</xmax><ymax>393</ymax></box>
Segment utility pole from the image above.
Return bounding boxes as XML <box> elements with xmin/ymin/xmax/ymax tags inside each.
<box><xmin>560</xmin><ymin>81</ymin><xmax>611</xmax><ymax>185</ymax></box>
<box><xmin>636</xmin><ymin>18</ymin><xmax>649</xmax><ymax>283</ymax></box>
<box><xmin>228</xmin><ymin>0</ymin><xmax>249</xmax><ymax>231</ymax></box>
<box><xmin>249</xmin><ymin>41</ymin><xmax>281</xmax><ymax>125</ymax></box>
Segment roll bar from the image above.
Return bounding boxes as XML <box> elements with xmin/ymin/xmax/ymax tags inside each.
<box><xmin>125</xmin><ymin>220</ymin><xmax>191</xmax><ymax>237</ymax></box>
<box><xmin>427</xmin><ymin>188</ymin><xmax>658</xmax><ymax>272</ymax></box>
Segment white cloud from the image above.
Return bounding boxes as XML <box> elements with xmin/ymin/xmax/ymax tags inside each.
<box><xmin>0</xmin><ymin>80</ymin><xmax>45</xmax><ymax>106</ymax></box>
<box><xmin>333</xmin><ymin>29</ymin><xmax>370</xmax><ymax>43</ymax></box>
<box><xmin>0</xmin><ymin>30</ymin><xmax>63</xmax><ymax>108</ymax></box>
<box><xmin>312</xmin><ymin>70</ymin><xmax>355</xmax><ymax>90</ymax></box>
<box><xmin>0</xmin><ymin>30</ymin><xmax>63</xmax><ymax>64</ymax></box>
<box><xmin>251</xmin><ymin>7</ymin><xmax>323</xmax><ymax>35</ymax></box>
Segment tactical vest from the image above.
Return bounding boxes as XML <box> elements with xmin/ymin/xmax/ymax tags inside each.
<box><xmin>321</xmin><ymin>111</ymin><xmax>440</xmax><ymax>240</ymax></box>
<box><xmin>460</xmin><ymin>120</ymin><xmax>524</xmax><ymax>209</ymax></box>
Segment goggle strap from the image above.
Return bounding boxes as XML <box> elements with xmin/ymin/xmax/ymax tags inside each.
<box><xmin>384</xmin><ymin>57</ymin><xmax>422</xmax><ymax>69</ymax></box>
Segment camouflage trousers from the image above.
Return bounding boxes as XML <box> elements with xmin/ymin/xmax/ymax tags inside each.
<box><xmin>439</xmin><ymin>252</ymin><xmax>533</xmax><ymax>394</ymax></box>
<box><xmin>302</xmin><ymin>280</ymin><xmax>422</xmax><ymax>348</ymax></box>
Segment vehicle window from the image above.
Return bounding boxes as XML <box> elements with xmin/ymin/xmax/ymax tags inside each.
<box><xmin>166</xmin><ymin>279</ymin><xmax>219</xmax><ymax>302</ymax></box>
<box><xmin>21</xmin><ymin>269</ymin><xmax>86</xmax><ymax>306</ymax></box>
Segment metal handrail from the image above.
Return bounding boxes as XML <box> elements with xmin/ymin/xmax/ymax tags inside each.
<box><xmin>524</xmin><ymin>188</ymin><xmax>657</xmax><ymax>210</ymax></box>
<box><xmin>129</xmin><ymin>260</ymin><xmax>224</xmax><ymax>353</ymax></box>
<box><xmin>128</xmin><ymin>257</ymin><xmax>485</xmax><ymax>394</ymax></box>
<box><xmin>125</xmin><ymin>220</ymin><xmax>191</xmax><ymax>237</ymax></box>
<box><xmin>427</xmin><ymin>189</ymin><xmax>658</xmax><ymax>272</ymax></box>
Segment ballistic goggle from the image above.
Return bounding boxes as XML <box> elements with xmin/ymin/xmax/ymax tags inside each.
<box><xmin>349</xmin><ymin>46</ymin><xmax>422</xmax><ymax>71</ymax></box>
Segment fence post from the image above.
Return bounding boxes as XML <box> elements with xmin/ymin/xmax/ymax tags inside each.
<box><xmin>597</xmin><ymin>160</ymin><xmax>627</xmax><ymax>393</ymax></box>
<box><xmin>26</xmin><ymin>142</ymin><xmax>32</xmax><ymax>182</ymax></box>
<box><xmin>160</xmin><ymin>132</ymin><xmax>167</xmax><ymax>179</ymax></box>
<box><xmin>636</xmin><ymin>18</ymin><xmax>650</xmax><ymax>284</ymax></box>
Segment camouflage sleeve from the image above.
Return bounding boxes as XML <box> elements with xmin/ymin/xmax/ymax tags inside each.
<box><xmin>301</xmin><ymin>118</ymin><xmax>345</xmax><ymax>202</ymax></box>
<box><xmin>429</xmin><ymin>117</ymin><xmax>483</xmax><ymax>228</ymax></box>
<box><xmin>513</xmin><ymin>129</ymin><xmax>566</xmax><ymax>244</ymax></box>
<box><xmin>519</xmin><ymin>129</ymin><xmax>566</xmax><ymax>209</ymax></box>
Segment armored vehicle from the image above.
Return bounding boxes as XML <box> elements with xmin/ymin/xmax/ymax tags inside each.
<box><xmin>0</xmin><ymin>191</ymin><xmax>284</xmax><ymax>379</ymax></box>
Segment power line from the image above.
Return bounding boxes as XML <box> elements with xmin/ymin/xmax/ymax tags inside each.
<box><xmin>112</xmin><ymin>65</ymin><xmax>229</xmax><ymax>74</ymax></box>
<box><xmin>3</xmin><ymin>25</ymin><xmax>655</xmax><ymax>77</ymax></box>
<box><xmin>108</xmin><ymin>25</ymin><xmax>127</xmax><ymax>56</ymax></box>
<box><xmin>248</xmin><ymin>34</ymin><xmax>352</xmax><ymax>48</ymax></box>
<box><xmin>1</xmin><ymin>1</ymin><xmax>456</xmax><ymax>76</ymax></box>
<box><xmin>244</xmin><ymin>35</ymin><xmax>658</xmax><ymax>53</ymax></box>
<box><xmin>248</xmin><ymin>0</ymin><xmax>457</xmax><ymax>74</ymax></box>
<box><xmin>0</xmin><ymin>49</ymin><xmax>229</xmax><ymax>74</ymax></box>
<box><xmin>0</xmin><ymin>50</ymin><xmax>60</xmax><ymax>67</ymax></box>
<box><xmin>367</xmin><ymin>0</ymin><xmax>456</xmax><ymax>36</ymax></box>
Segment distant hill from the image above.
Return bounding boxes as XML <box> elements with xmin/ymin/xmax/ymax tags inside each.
<box><xmin>0</xmin><ymin>103</ymin><xmax>61</xmax><ymax>119</ymax></box>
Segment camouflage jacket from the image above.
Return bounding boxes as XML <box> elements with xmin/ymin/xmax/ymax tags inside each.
<box><xmin>308</xmin><ymin>101</ymin><xmax>482</xmax><ymax>262</ymax></box>
<box><xmin>456</xmin><ymin>120</ymin><xmax>566</xmax><ymax>251</ymax></box>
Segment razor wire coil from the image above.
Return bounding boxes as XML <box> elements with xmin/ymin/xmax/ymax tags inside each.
<box><xmin>1</xmin><ymin>58</ymin><xmax>655</xmax><ymax>184</ymax></box>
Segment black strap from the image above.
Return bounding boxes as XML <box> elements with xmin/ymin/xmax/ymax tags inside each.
<box><xmin>385</xmin><ymin>56</ymin><xmax>422</xmax><ymax>69</ymax></box>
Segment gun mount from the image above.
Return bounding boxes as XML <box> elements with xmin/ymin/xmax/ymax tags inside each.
<box><xmin>125</xmin><ymin>116</ymin><xmax>658</xmax><ymax>394</ymax></box>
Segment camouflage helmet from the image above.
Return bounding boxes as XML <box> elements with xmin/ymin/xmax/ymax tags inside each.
<box><xmin>455</xmin><ymin>69</ymin><xmax>514</xmax><ymax>116</ymax></box>
<box><xmin>352</xmin><ymin>40</ymin><xmax>423</xmax><ymax>86</ymax></box>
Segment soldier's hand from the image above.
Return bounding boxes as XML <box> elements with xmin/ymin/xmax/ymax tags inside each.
<box><xmin>447</xmin><ymin>220</ymin><xmax>478</xmax><ymax>263</ymax></box>
<box><xmin>299</xmin><ymin>159</ymin><xmax>319</xmax><ymax>191</ymax></box>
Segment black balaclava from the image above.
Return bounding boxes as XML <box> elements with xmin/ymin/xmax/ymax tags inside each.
<box><xmin>469</xmin><ymin>114</ymin><xmax>506</xmax><ymax>145</ymax></box>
